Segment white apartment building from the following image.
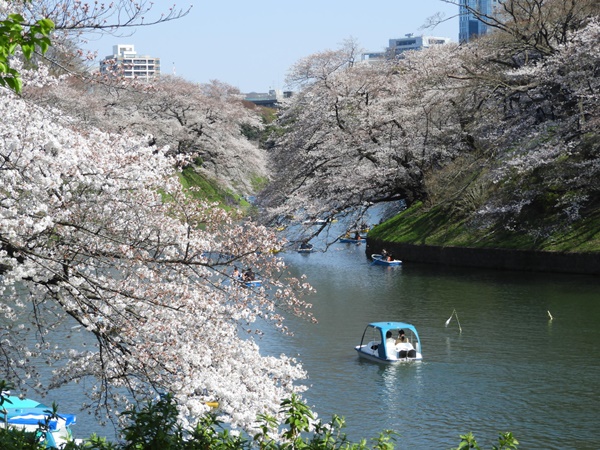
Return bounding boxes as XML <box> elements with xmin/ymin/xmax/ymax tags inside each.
<box><xmin>362</xmin><ymin>34</ymin><xmax>452</xmax><ymax>62</ymax></box>
<box><xmin>388</xmin><ymin>35</ymin><xmax>452</xmax><ymax>55</ymax></box>
<box><xmin>100</xmin><ymin>44</ymin><xmax>160</xmax><ymax>81</ymax></box>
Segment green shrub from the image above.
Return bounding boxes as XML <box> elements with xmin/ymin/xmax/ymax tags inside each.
<box><xmin>1</xmin><ymin>381</ymin><xmax>519</xmax><ymax>449</ymax></box>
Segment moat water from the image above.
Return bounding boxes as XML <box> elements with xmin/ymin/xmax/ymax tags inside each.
<box><xmin>259</xmin><ymin>243</ymin><xmax>600</xmax><ymax>449</ymax></box>
<box><xmin>15</xmin><ymin>239</ymin><xmax>600</xmax><ymax>449</ymax></box>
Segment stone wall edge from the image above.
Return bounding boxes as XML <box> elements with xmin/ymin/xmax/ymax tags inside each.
<box><xmin>366</xmin><ymin>240</ymin><xmax>600</xmax><ymax>275</ymax></box>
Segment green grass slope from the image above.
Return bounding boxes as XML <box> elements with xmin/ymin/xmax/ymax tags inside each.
<box><xmin>369</xmin><ymin>201</ymin><xmax>600</xmax><ymax>253</ymax></box>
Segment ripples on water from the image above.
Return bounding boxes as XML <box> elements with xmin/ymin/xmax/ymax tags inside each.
<box><xmin>15</xmin><ymin>238</ymin><xmax>599</xmax><ymax>448</ymax></box>
<box><xmin>263</xmin><ymin>244</ymin><xmax>600</xmax><ymax>449</ymax></box>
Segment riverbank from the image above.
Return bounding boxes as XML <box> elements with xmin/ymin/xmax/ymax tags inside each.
<box><xmin>366</xmin><ymin>239</ymin><xmax>600</xmax><ymax>275</ymax></box>
<box><xmin>366</xmin><ymin>201</ymin><xmax>600</xmax><ymax>275</ymax></box>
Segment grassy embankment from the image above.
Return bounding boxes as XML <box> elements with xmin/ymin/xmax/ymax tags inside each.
<box><xmin>177</xmin><ymin>166</ymin><xmax>266</xmax><ymax>214</ymax></box>
<box><xmin>369</xmin><ymin>201</ymin><xmax>600</xmax><ymax>253</ymax></box>
<box><xmin>176</xmin><ymin>103</ymin><xmax>274</xmax><ymax>212</ymax></box>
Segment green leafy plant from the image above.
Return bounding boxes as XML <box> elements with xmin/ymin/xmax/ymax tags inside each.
<box><xmin>451</xmin><ymin>431</ymin><xmax>519</xmax><ymax>450</ymax></box>
<box><xmin>0</xmin><ymin>13</ymin><xmax>54</xmax><ymax>93</ymax></box>
<box><xmin>0</xmin><ymin>380</ymin><xmax>520</xmax><ymax>449</ymax></box>
<box><xmin>119</xmin><ymin>393</ymin><xmax>184</xmax><ymax>450</ymax></box>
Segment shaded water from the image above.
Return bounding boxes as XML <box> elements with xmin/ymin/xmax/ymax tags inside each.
<box><xmin>260</xmin><ymin>243</ymin><xmax>600</xmax><ymax>449</ymax></box>
<box><xmin>8</xmin><ymin>239</ymin><xmax>600</xmax><ymax>449</ymax></box>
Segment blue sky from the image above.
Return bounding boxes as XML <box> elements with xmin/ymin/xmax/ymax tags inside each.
<box><xmin>83</xmin><ymin>0</ymin><xmax>459</xmax><ymax>93</ymax></box>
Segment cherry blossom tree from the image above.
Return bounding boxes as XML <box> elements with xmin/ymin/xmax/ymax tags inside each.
<box><xmin>13</xmin><ymin>0</ymin><xmax>191</xmax><ymax>32</ymax></box>
<box><xmin>10</xmin><ymin>1</ymin><xmax>266</xmax><ymax>199</ymax></box>
<box><xmin>0</xmin><ymin>85</ymin><xmax>314</xmax><ymax>431</ymax></box>
<box><xmin>393</xmin><ymin>17</ymin><xmax>600</xmax><ymax>238</ymax></box>
<box><xmin>25</xmin><ymin>75</ymin><xmax>269</xmax><ymax>196</ymax></box>
<box><xmin>262</xmin><ymin>2</ymin><xmax>599</xmax><ymax>244</ymax></box>
<box><xmin>467</xmin><ymin>19</ymin><xmax>600</xmax><ymax>234</ymax></box>
<box><xmin>0</xmin><ymin>0</ymin><xmax>314</xmax><ymax>438</ymax></box>
<box><xmin>260</xmin><ymin>40</ymin><xmax>469</xmax><ymax>240</ymax></box>
<box><xmin>107</xmin><ymin>77</ymin><xmax>268</xmax><ymax>196</ymax></box>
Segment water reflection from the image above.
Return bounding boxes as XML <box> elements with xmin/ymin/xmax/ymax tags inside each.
<box><xmin>262</xmin><ymin>246</ymin><xmax>600</xmax><ymax>449</ymax></box>
<box><xmin>7</xmin><ymin>238</ymin><xmax>600</xmax><ymax>448</ymax></box>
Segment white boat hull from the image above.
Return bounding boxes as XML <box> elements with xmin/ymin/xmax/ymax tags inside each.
<box><xmin>355</xmin><ymin>345</ymin><xmax>422</xmax><ymax>364</ymax></box>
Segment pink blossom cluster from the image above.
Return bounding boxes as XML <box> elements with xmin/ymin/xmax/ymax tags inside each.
<box><xmin>0</xmin><ymin>84</ymin><xmax>313</xmax><ymax>431</ymax></box>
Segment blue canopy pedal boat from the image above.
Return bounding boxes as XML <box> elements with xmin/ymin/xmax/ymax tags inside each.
<box><xmin>0</xmin><ymin>394</ymin><xmax>80</xmax><ymax>448</ymax></box>
<box><xmin>355</xmin><ymin>321</ymin><xmax>423</xmax><ymax>363</ymax></box>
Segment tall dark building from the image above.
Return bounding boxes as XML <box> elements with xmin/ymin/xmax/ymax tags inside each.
<box><xmin>459</xmin><ymin>0</ymin><xmax>502</xmax><ymax>43</ymax></box>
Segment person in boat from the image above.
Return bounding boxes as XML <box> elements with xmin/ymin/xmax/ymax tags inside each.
<box><xmin>385</xmin><ymin>330</ymin><xmax>396</xmax><ymax>351</ymax></box>
<box><xmin>243</xmin><ymin>268</ymin><xmax>255</xmax><ymax>281</ymax></box>
<box><xmin>354</xmin><ymin>231</ymin><xmax>362</xmax><ymax>240</ymax></box>
<box><xmin>232</xmin><ymin>266</ymin><xmax>241</xmax><ymax>279</ymax></box>
<box><xmin>381</xmin><ymin>249</ymin><xmax>392</xmax><ymax>261</ymax></box>
<box><xmin>395</xmin><ymin>329</ymin><xmax>414</xmax><ymax>350</ymax></box>
<box><xmin>395</xmin><ymin>329</ymin><xmax>403</xmax><ymax>344</ymax></box>
<box><xmin>299</xmin><ymin>241</ymin><xmax>312</xmax><ymax>250</ymax></box>
<box><xmin>396</xmin><ymin>329</ymin><xmax>406</xmax><ymax>342</ymax></box>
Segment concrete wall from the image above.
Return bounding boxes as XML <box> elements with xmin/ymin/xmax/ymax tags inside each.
<box><xmin>366</xmin><ymin>239</ymin><xmax>600</xmax><ymax>275</ymax></box>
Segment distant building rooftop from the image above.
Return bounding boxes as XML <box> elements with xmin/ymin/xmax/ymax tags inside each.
<box><xmin>362</xmin><ymin>34</ymin><xmax>452</xmax><ymax>62</ymax></box>
<box><xmin>244</xmin><ymin>89</ymin><xmax>293</xmax><ymax>107</ymax></box>
<box><xmin>99</xmin><ymin>44</ymin><xmax>160</xmax><ymax>81</ymax></box>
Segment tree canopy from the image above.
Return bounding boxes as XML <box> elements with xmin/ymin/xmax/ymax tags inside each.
<box><xmin>1</xmin><ymin>0</ymin><xmax>311</xmax><ymax>434</ymax></box>
<box><xmin>0</xmin><ymin>83</ymin><xmax>316</xmax><ymax>429</ymax></box>
<box><xmin>2</xmin><ymin>0</ymin><xmax>599</xmax><ymax>443</ymax></box>
<box><xmin>27</xmin><ymin>75</ymin><xmax>269</xmax><ymax>196</ymax></box>
<box><xmin>260</xmin><ymin>3</ymin><xmax>600</xmax><ymax>246</ymax></box>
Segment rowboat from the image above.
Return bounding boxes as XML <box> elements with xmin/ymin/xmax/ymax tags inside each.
<box><xmin>340</xmin><ymin>231</ymin><xmax>367</xmax><ymax>244</ymax></box>
<box><xmin>355</xmin><ymin>321</ymin><xmax>423</xmax><ymax>364</ymax></box>
<box><xmin>371</xmin><ymin>253</ymin><xmax>402</xmax><ymax>266</ymax></box>
<box><xmin>302</xmin><ymin>218</ymin><xmax>328</xmax><ymax>225</ymax></box>
<box><xmin>297</xmin><ymin>243</ymin><xmax>314</xmax><ymax>253</ymax></box>
<box><xmin>0</xmin><ymin>394</ymin><xmax>79</xmax><ymax>448</ymax></box>
<box><xmin>339</xmin><ymin>237</ymin><xmax>363</xmax><ymax>244</ymax></box>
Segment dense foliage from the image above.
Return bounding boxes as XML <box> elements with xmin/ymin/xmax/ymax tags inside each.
<box><xmin>2</xmin><ymin>0</ymin><xmax>596</xmax><ymax>447</ymax></box>
<box><xmin>1</xmin><ymin>0</ymin><xmax>310</xmax><ymax>435</ymax></box>
<box><xmin>261</xmin><ymin>1</ymin><xmax>600</xmax><ymax>249</ymax></box>
<box><xmin>0</xmin><ymin>10</ymin><xmax>53</xmax><ymax>92</ymax></box>
<box><xmin>0</xmin><ymin>80</ymin><xmax>318</xmax><ymax>429</ymax></box>
<box><xmin>26</xmin><ymin>76</ymin><xmax>269</xmax><ymax>196</ymax></box>
<box><xmin>0</xmin><ymin>388</ymin><xmax>519</xmax><ymax>450</ymax></box>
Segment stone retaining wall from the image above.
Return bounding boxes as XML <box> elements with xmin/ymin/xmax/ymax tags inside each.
<box><xmin>366</xmin><ymin>239</ymin><xmax>600</xmax><ymax>275</ymax></box>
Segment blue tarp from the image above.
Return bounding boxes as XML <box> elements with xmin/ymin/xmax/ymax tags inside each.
<box><xmin>7</xmin><ymin>411</ymin><xmax>77</xmax><ymax>430</ymax></box>
<box><xmin>2</xmin><ymin>396</ymin><xmax>77</xmax><ymax>430</ymax></box>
